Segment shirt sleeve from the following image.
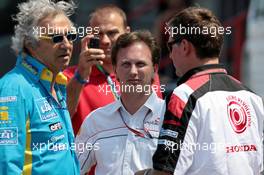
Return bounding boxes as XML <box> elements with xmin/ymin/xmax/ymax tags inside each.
<box><xmin>75</xmin><ymin>116</ymin><xmax>97</xmax><ymax>175</ymax></box>
<box><xmin>152</xmin><ymin>91</ymin><xmax>199</xmax><ymax>174</ymax></box>
<box><xmin>0</xmin><ymin>86</ymin><xmax>28</xmax><ymax>174</ymax></box>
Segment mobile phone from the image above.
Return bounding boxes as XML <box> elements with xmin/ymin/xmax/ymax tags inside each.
<box><xmin>88</xmin><ymin>37</ymin><xmax>100</xmax><ymax>48</ymax></box>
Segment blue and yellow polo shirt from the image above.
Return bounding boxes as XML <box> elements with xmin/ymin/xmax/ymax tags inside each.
<box><xmin>0</xmin><ymin>54</ymin><xmax>79</xmax><ymax>174</ymax></box>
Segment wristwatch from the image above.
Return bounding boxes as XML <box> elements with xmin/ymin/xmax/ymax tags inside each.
<box><xmin>73</xmin><ymin>69</ymin><xmax>89</xmax><ymax>85</ymax></box>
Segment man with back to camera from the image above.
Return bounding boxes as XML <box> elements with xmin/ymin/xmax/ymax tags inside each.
<box><xmin>0</xmin><ymin>0</ymin><xmax>80</xmax><ymax>174</ymax></box>
<box><xmin>63</xmin><ymin>4</ymin><xmax>163</xmax><ymax>136</ymax></box>
<box><xmin>75</xmin><ymin>30</ymin><xmax>165</xmax><ymax>175</ymax></box>
<box><xmin>136</xmin><ymin>7</ymin><xmax>264</xmax><ymax>175</ymax></box>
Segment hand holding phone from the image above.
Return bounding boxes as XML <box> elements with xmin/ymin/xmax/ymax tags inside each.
<box><xmin>87</xmin><ymin>36</ymin><xmax>104</xmax><ymax>63</ymax></box>
<box><xmin>88</xmin><ymin>37</ymin><xmax>100</xmax><ymax>49</ymax></box>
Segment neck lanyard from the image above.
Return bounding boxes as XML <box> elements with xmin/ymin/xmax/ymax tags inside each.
<box><xmin>96</xmin><ymin>64</ymin><xmax>120</xmax><ymax>100</ymax></box>
<box><xmin>118</xmin><ymin>108</ymin><xmax>154</xmax><ymax>139</ymax></box>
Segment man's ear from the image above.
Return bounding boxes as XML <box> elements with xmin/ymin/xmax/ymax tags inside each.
<box><xmin>24</xmin><ymin>40</ymin><xmax>36</xmax><ymax>56</ymax></box>
<box><xmin>125</xmin><ymin>26</ymin><xmax>131</xmax><ymax>33</ymax></box>
<box><xmin>181</xmin><ymin>39</ymin><xmax>191</xmax><ymax>56</ymax></box>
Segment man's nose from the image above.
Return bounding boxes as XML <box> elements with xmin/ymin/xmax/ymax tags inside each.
<box><xmin>130</xmin><ymin>64</ymin><xmax>138</xmax><ymax>76</ymax></box>
<box><xmin>101</xmin><ymin>34</ymin><xmax>111</xmax><ymax>46</ymax></box>
<box><xmin>60</xmin><ymin>36</ymin><xmax>72</xmax><ymax>49</ymax></box>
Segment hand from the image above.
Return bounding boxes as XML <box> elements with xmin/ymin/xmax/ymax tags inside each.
<box><xmin>77</xmin><ymin>35</ymin><xmax>105</xmax><ymax>79</ymax></box>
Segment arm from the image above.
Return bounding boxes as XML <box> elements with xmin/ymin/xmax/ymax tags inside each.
<box><xmin>66</xmin><ymin>73</ymin><xmax>86</xmax><ymax>117</ymax></box>
<box><xmin>0</xmin><ymin>85</ymin><xmax>28</xmax><ymax>174</ymax></box>
<box><xmin>151</xmin><ymin>91</ymin><xmax>198</xmax><ymax>174</ymax></box>
<box><xmin>66</xmin><ymin>35</ymin><xmax>105</xmax><ymax>117</ymax></box>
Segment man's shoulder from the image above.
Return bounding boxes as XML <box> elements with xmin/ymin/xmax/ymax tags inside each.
<box><xmin>0</xmin><ymin>68</ymin><xmax>34</xmax><ymax>100</ymax></box>
<box><xmin>80</xmin><ymin>100</ymin><xmax>122</xmax><ymax>136</ymax></box>
<box><xmin>1</xmin><ymin>68</ymin><xmax>30</xmax><ymax>89</ymax></box>
<box><xmin>88</xmin><ymin>101</ymin><xmax>119</xmax><ymax>119</ymax></box>
<box><xmin>147</xmin><ymin>92</ymin><xmax>165</xmax><ymax>109</ymax></box>
<box><xmin>171</xmin><ymin>72</ymin><xmax>213</xmax><ymax>100</ymax></box>
<box><xmin>83</xmin><ymin>101</ymin><xmax>119</xmax><ymax>124</ymax></box>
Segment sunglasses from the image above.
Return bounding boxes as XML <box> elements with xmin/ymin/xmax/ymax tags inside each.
<box><xmin>39</xmin><ymin>33</ymin><xmax>77</xmax><ymax>43</ymax></box>
<box><xmin>167</xmin><ymin>39</ymin><xmax>180</xmax><ymax>53</ymax></box>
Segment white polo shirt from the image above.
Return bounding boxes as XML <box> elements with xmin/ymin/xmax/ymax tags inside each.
<box><xmin>75</xmin><ymin>92</ymin><xmax>165</xmax><ymax>175</ymax></box>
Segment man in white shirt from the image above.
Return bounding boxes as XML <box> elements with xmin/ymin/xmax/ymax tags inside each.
<box><xmin>75</xmin><ymin>30</ymin><xmax>165</xmax><ymax>175</ymax></box>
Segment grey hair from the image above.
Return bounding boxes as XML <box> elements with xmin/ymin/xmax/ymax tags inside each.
<box><xmin>11</xmin><ymin>0</ymin><xmax>76</xmax><ymax>55</ymax></box>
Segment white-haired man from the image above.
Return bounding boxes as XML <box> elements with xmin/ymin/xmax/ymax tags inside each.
<box><xmin>0</xmin><ymin>0</ymin><xmax>80</xmax><ymax>174</ymax></box>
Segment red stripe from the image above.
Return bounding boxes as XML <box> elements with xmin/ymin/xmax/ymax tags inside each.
<box><xmin>186</xmin><ymin>74</ymin><xmax>210</xmax><ymax>91</ymax></box>
<box><xmin>168</xmin><ymin>94</ymin><xmax>186</xmax><ymax>119</ymax></box>
<box><xmin>163</xmin><ymin>120</ymin><xmax>182</xmax><ymax>126</ymax></box>
<box><xmin>228</xmin><ymin>75</ymin><xmax>242</xmax><ymax>85</ymax></box>
<box><xmin>192</xmin><ymin>68</ymin><xmax>226</xmax><ymax>77</ymax></box>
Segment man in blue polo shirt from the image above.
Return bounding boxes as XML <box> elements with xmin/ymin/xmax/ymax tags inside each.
<box><xmin>0</xmin><ymin>0</ymin><xmax>79</xmax><ymax>174</ymax></box>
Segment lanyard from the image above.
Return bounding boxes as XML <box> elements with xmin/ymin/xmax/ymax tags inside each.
<box><xmin>96</xmin><ymin>64</ymin><xmax>120</xmax><ymax>100</ymax></box>
<box><xmin>118</xmin><ymin>108</ymin><xmax>154</xmax><ymax>139</ymax></box>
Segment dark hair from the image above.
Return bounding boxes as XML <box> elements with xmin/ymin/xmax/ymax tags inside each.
<box><xmin>89</xmin><ymin>4</ymin><xmax>128</xmax><ymax>27</ymax></box>
<box><xmin>111</xmin><ymin>30</ymin><xmax>160</xmax><ymax>66</ymax></box>
<box><xmin>168</xmin><ymin>7</ymin><xmax>224</xmax><ymax>58</ymax></box>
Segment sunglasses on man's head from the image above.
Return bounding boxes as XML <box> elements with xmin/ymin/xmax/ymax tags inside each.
<box><xmin>39</xmin><ymin>33</ymin><xmax>77</xmax><ymax>43</ymax></box>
